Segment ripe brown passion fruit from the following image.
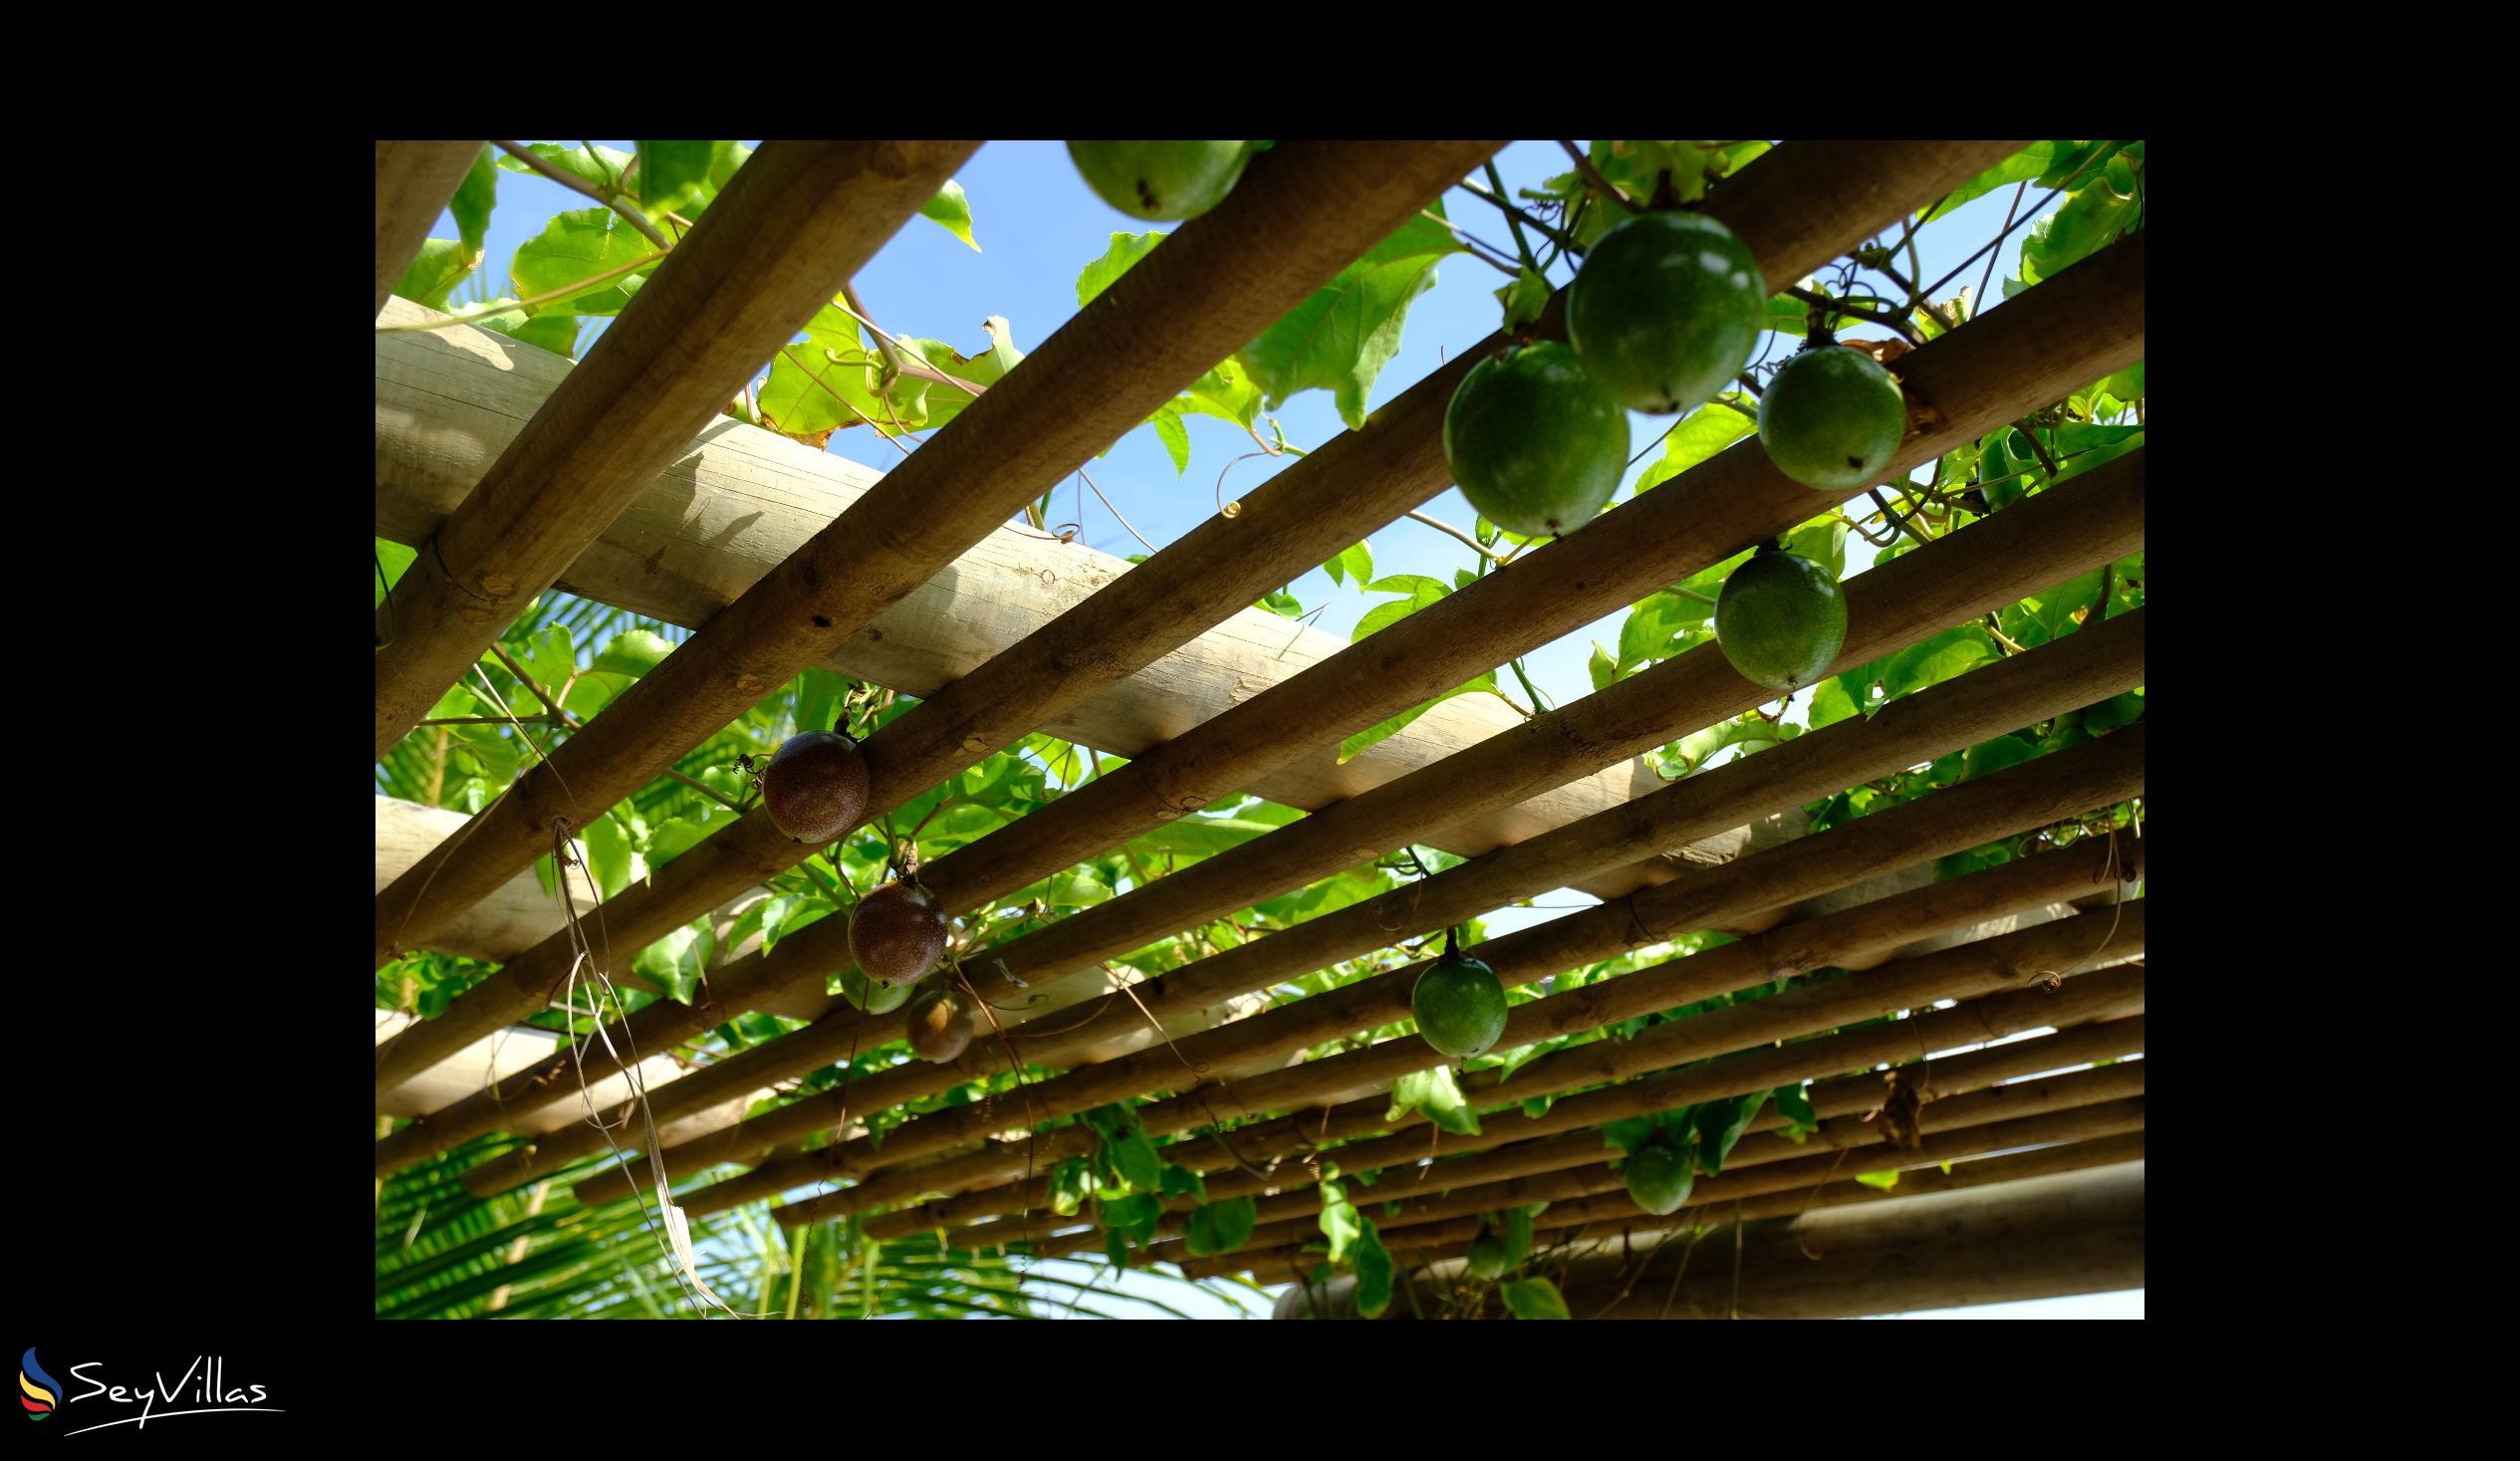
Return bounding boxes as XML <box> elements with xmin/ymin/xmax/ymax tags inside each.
<box><xmin>904</xmin><ymin>986</ymin><xmax>973</xmax><ymax>1064</ymax></box>
<box><xmin>760</xmin><ymin>730</ymin><xmax>872</xmax><ymax>845</ymax></box>
<box><xmin>851</xmin><ymin>880</ymin><xmax>950</xmax><ymax>987</ymax></box>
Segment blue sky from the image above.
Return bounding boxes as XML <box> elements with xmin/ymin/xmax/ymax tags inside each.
<box><xmin>428</xmin><ymin>142</ymin><xmax>2124</xmax><ymax>1320</ymax></box>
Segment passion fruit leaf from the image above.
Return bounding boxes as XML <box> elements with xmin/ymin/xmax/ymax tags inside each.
<box><xmin>1185</xmin><ymin>1195</ymin><xmax>1257</xmax><ymax>1257</ymax></box>
<box><xmin>1501</xmin><ymin>1207</ymin><xmax>1535</xmax><ymax>1267</ymax></box>
<box><xmin>1355</xmin><ymin>573</ymin><xmax>1451</xmax><ymax>639</ymax></box>
<box><xmin>1919</xmin><ymin>141</ymin><xmax>2069</xmax><ymax>223</ymax></box>
<box><xmin>1496</xmin><ymin>266</ymin><xmax>1550</xmax><ymax>332</ymax></box>
<box><xmin>1692</xmin><ymin>1091</ymin><xmax>1770</xmax><ymax>1175</ymax></box>
<box><xmin>1636</xmin><ymin>398</ymin><xmax>1757</xmax><ymax>493</ymax></box>
<box><xmin>1049</xmin><ymin>1157</ymin><xmax>1096</xmax><ymax>1217</ymax></box>
<box><xmin>1588</xmin><ymin>641</ymin><xmax>1620</xmax><ymax>692</ymax></box>
<box><xmin>395</xmin><ymin>238</ymin><xmax>477</xmax><ymax>311</ymax></box>
<box><xmin>1323</xmin><ymin>541</ymin><xmax>1374</xmax><ymax>588</ymax></box>
<box><xmin>918</xmin><ymin>178</ymin><xmax>980</xmax><ymax>251</ymax></box>
<box><xmin>1352</xmin><ymin>1222</ymin><xmax>1396</xmax><ymax>1318</ymax></box>
<box><xmin>446</xmin><ymin>145</ymin><xmax>497</xmax><ymax>254</ymax></box>
<box><xmin>512</xmin><ymin>207</ymin><xmax>656</xmax><ymax>316</ymax></box>
<box><xmin>1961</xmin><ymin>733</ymin><xmax>2042</xmax><ymax>783</ymax></box>
<box><xmin>1856</xmin><ymin>1169</ymin><xmax>1900</xmax><ymax>1191</ymax></box>
<box><xmin>1337</xmin><ymin>671</ymin><xmax>1496</xmax><ymax>765</ymax></box>
<box><xmin>495</xmin><ymin>141</ymin><xmax>635</xmax><ymax>191</ymax></box>
<box><xmin>593</xmin><ymin>628</ymin><xmax>675</xmax><ymax>680</ymax></box>
<box><xmin>1500</xmin><ymin>1277</ymin><xmax>1570</xmax><ymax>1320</ymax></box>
<box><xmin>1773</xmin><ymin>1083</ymin><xmax>1820</xmax><ymax>1139</ymax></box>
<box><xmin>474</xmin><ymin>304</ymin><xmax>580</xmax><ymax>360</ymax></box>
<box><xmin>1239</xmin><ymin>210</ymin><xmax>1464</xmax><ymax>429</ymax></box>
<box><xmin>580</xmin><ymin>812</ymin><xmax>643</xmax><ymax>899</ymax></box>
<box><xmin>634</xmin><ymin>140</ymin><xmax>720</xmax><ymax>221</ymax></box>
<box><xmin>1319</xmin><ymin>1173</ymin><xmax>1364</xmax><ymax>1263</ymax></box>
<box><xmin>1100</xmin><ymin>1191</ymin><xmax>1164</xmax><ymax>1242</ymax></box>
<box><xmin>1077</xmin><ymin>230</ymin><xmax>1164</xmax><ymax>307</ymax></box>
<box><xmin>1602</xmin><ymin>1115</ymin><xmax>1658</xmax><ymax>1155</ymax></box>
<box><xmin>1387</xmin><ymin>1065</ymin><xmax>1481</xmax><ymax>1136</ymax></box>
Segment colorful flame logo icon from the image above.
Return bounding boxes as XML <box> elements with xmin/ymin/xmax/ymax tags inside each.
<box><xmin>20</xmin><ymin>1347</ymin><xmax>61</xmax><ymax>1421</ymax></box>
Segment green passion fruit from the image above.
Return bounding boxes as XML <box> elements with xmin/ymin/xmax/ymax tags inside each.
<box><xmin>851</xmin><ymin>881</ymin><xmax>949</xmax><ymax>987</ymax></box>
<box><xmin>1442</xmin><ymin>342</ymin><xmax>1630</xmax><ymax>539</ymax></box>
<box><xmin>1411</xmin><ymin>954</ymin><xmax>1509</xmax><ymax>1059</ymax></box>
<box><xmin>839</xmin><ymin>966</ymin><xmax>912</xmax><ymax>1015</ymax></box>
<box><xmin>1624</xmin><ymin>1135</ymin><xmax>1696</xmax><ymax>1215</ymax></box>
<box><xmin>1465</xmin><ymin>1228</ymin><xmax>1514</xmax><ymax>1280</ymax></box>
<box><xmin>904</xmin><ymin>986</ymin><xmax>973</xmax><ymax>1065</ymax></box>
<box><xmin>1067</xmin><ymin>140</ymin><xmax>1250</xmax><ymax>222</ymax></box>
<box><xmin>1566</xmin><ymin>210</ymin><xmax>1767</xmax><ymax>415</ymax></box>
<box><xmin>1757</xmin><ymin>346</ymin><xmax>1908</xmax><ymax>492</ymax></box>
<box><xmin>1714</xmin><ymin>551</ymin><xmax>1850</xmax><ymax>693</ymax></box>
<box><xmin>760</xmin><ymin>730</ymin><xmax>872</xmax><ymax>846</ymax></box>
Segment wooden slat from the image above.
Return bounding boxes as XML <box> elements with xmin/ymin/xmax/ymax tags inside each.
<box><xmin>372</xmin><ymin>139</ymin><xmax>1506</xmax><ymax>1005</ymax></box>
<box><xmin>375</xmin><ymin>141</ymin><xmax>483</xmax><ymax>317</ymax></box>
<box><xmin>611</xmin><ymin>605</ymin><xmax>2142</xmax><ymax>1193</ymax></box>
<box><xmin>375</xmin><ymin>140</ymin><xmax>978</xmax><ymax>759</ymax></box>
<box><xmin>372</xmin><ymin>302</ymin><xmax>1681</xmax><ymax>907</ymax></box>
<box><xmin>710</xmin><ymin>729</ymin><xmax>2144</xmax><ymax>1222</ymax></box>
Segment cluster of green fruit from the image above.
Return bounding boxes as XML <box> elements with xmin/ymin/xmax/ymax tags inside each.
<box><xmin>1434</xmin><ymin>197</ymin><xmax>1907</xmax><ymax>696</ymax></box>
<box><xmin>756</xmin><ymin>730</ymin><xmax>966</xmax><ymax>1062</ymax></box>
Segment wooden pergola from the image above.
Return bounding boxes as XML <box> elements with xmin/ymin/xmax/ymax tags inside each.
<box><xmin>374</xmin><ymin>139</ymin><xmax>2145</xmax><ymax>1319</ymax></box>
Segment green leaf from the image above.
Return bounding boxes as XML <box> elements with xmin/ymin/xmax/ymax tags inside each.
<box><xmin>1961</xmin><ymin>733</ymin><xmax>2041</xmax><ymax>783</ymax></box>
<box><xmin>1100</xmin><ymin>1191</ymin><xmax>1164</xmax><ymax>1242</ymax></box>
<box><xmin>1083</xmin><ymin>1104</ymin><xmax>1162</xmax><ymax>1192</ymax></box>
<box><xmin>648</xmin><ymin>807</ymin><xmax>731</xmax><ymax>868</ymax></box>
<box><xmin>511</xmin><ymin>206</ymin><xmax>657</xmax><ymax>317</ymax></box>
<box><xmin>1319</xmin><ymin>1174</ymin><xmax>1364</xmax><ymax>1263</ymax></box>
<box><xmin>472</xmin><ymin>304</ymin><xmax>580</xmax><ymax>359</ymax></box>
<box><xmin>1773</xmin><ymin>1083</ymin><xmax>1818</xmax><ymax>1133</ymax></box>
<box><xmin>1918</xmin><ymin>142</ymin><xmax>2063</xmax><ymax>223</ymax></box>
<box><xmin>1496</xmin><ymin>267</ymin><xmax>1550</xmax><ymax>331</ymax></box>
<box><xmin>919</xmin><ymin>179</ymin><xmax>980</xmax><ymax>251</ymax></box>
<box><xmin>1078</xmin><ymin>231</ymin><xmax>1164</xmax><ymax>307</ymax></box>
<box><xmin>634</xmin><ymin>140</ymin><xmax>719</xmax><ymax>220</ymax></box>
<box><xmin>1500</xmin><ymin>1207</ymin><xmax>1535</xmax><ymax>1268</ymax></box>
<box><xmin>1499</xmin><ymin>1277</ymin><xmax>1570</xmax><ymax>1320</ymax></box>
<box><xmin>449</xmin><ymin>145</ymin><xmax>497</xmax><ymax>255</ymax></box>
<box><xmin>593</xmin><ymin>628</ymin><xmax>675</xmax><ymax>679</ymax></box>
<box><xmin>495</xmin><ymin>142</ymin><xmax>635</xmax><ymax>193</ymax></box>
<box><xmin>1325</xmin><ymin>540</ymin><xmax>1374</xmax><ymax>588</ymax></box>
<box><xmin>1354</xmin><ymin>573</ymin><xmax>1452</xmax><ymax>640</ymax></box>
<box><xmin>1049</xmin><ymin>1157</ymin><xmax>1096</xmax><ymax>1217</ymax></box>
<box><xmin>1636</xmin><ymin>397</ymin><xmax>1757</xmax><ymax>492</ymax></box>
<box><xmin>1878</xmin><ymin>625</ymin><xmax>1996</xmax><ymax>707</ymax></box>
<box><xmin>1239</xmin><ymin>209</ymin><xmax>1464</xmax><ymax>428</ymax></box>
<box><xmin>1618</xmin><ymin>591</ymin><xmax>1714</xmax><ymax>671</ymax></box>
<box><xmin>1387</xmin><ymin>1065</ymin><xmax>1481</xmax><ymax>1136</ymax></box>
<box><xmin>1158</xmin><ymin>1162</ymin><xmax>1207</xmax><ymax>1203</ymax></box>
<box><xmin>1602</xmin><ymin>1115</ymin><xmax>1659</xmax><ymax>1155</ymax></box>
<box><xmin>1692</xmin><ymin>1091</ymin><xmax>1770</xmax><ymax>1176</ymax></box>
<box><xmin>395</xmin><ymin>239</ymin><xmax>479</xmax><ymax>311</ymax></box>
<box><xmin>1337</xmin><ymin>672</ymin><xmax>1494</xmax><ymax>765</ymax></box>
<box><xmin>580</xmin><ymin>812</ymin><xmax>644</xmax><ymax>898</ymax></box>
<box><xmin>1663</xmin><ymin>713</ymin><xmax>1800</xmax><ymax>777</ymax></box>
<box><xmin>1351</xmin><ymin>1221</ymin><xmax>1395</xmax><ymax>1318</ymax></box>
<box><xmin>1808</xmin><ymin>675</ymin><xmax>1860</xmax><ymax>729</ymax></box>
<box><xmin>1855</xmin><ymin>1169</ymin><xmax>1900</xmax><ymax>1191</ymax></box>
<box><xmin>1185</xmin><ymin>1195</ymin><xmax>1258</xmax><ymax>1257</ymax></box>
<box><xmin>1587</xmin><ymin>641</ymin><xmax>1620</xmax><ymax>692</ymax></box>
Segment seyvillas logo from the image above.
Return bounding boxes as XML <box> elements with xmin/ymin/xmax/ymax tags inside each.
<box><xmin>20</xmin><ymin>1350</ymin><xmax>282</xmax><ymax>1435</ymax></box>
<box><xmin>21</xmin><ymin>1348</ymin><xmax>61</xmax><ymax>1420</ymax></box>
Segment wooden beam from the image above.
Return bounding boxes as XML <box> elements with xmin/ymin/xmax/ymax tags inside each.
<box><xmin>374</xmin><ymin>139</ymin><xmax>979</xmax><ymax>759</ymax></box>
<box><xmin>1267</xmin><ymin>1160</ymin><xmax>2144</xmax><ymax>1318</ymax></box>
<box><xmin>373</xmin><ymin>139</ymin><xmax>1505</xmax><ymax>975</ymax></box>
<box><xmin>743</xmin><ymin>728</ymin><xmax>2143</xmax><ymax>1227</ymax></box>
<box><xmin>604</xmin><ymin>606</ymin><xmax>2142</xmax><ymax>1201</ymax></box>
<box><xmin>380</xmin><ymin>221</ymin><xmax>2139</xmax><ymax>1166</ymax></box>
<box><xmin>904</xmin><ymin>229</ymin><xmax>2145</xmax><ymax>927</ymax></box>
<box><xmin>375</xmin><ymin>141</ymin><xmax>483</xmax><ymax>317</ymax></box>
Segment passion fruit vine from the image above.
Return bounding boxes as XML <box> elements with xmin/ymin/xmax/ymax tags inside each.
<box><xmin>1442</xmin><ymin>341</ymin><xmax>1629</xmax><ymax>539</ymax></box>
<box><xmin>1566</xmin><ymin>210</ymin><xmax>1767</xmax><ymax>416</ymax></box>
<box><xmin>1757</xmin><ymin>345</ymin><xmax>1908</xmax><ymax>492</ymax></box>
<box><xmin>851</xmin><ymin>881</ymin><xmax>949</xmax><ymax>987</ymax></box>
<box><xmin>1714</xmin><ymin>550</ymin><xmax>1850</xmax><ymax>694</ymax></box>
<box><xmin>904</xmin><ymin>986</ymin><xmax>973</xmax><ymax>1065</ymax></box>
<box><xmin>759</xmin><ymin>730</ymin><xmax>872</xmax><ymax>846</ymax></box>
<box><xmin>1067</xmin><ymin>140</ymin><xmax>1250</xmax><ymax>222</ymax></box>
